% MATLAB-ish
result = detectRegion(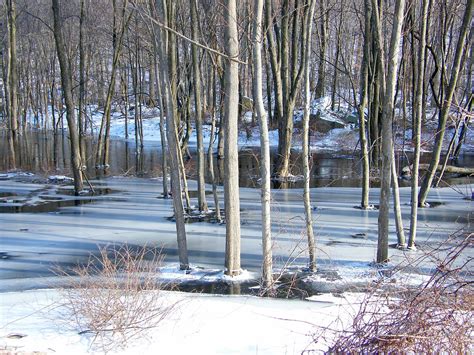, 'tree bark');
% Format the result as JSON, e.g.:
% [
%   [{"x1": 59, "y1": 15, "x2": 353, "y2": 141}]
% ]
[
  {"x1": 78, "y1": 0, "x2": 87, "y2": 163},
  {"x1": 391, "y1": 149, "x2": 405, "y2": 247},
  {"x1": 418, "y1": 0, "x2": 472, "y2": 206},
  {"x1": 302, "y1": 0, "x2": 317, "y2": 272},
  {"x1": 372, "y1": 0, "x2": 406, "y2": 263},
  {"x1": 96, "y1": 0, "x2": 130, "y2": 169},
  {"x1": 155, "y1": 0, "x2": 188, "y2": 270},
  {"x1": 408, "y1": 0, "x2": 429, "y2": 249},
  {"x1": 314, "y1": 0, "x2": 328, "y2": 99},
  {"x1": 208, "y1": 66, "x2": 221, "y2": 222},
  {"x1": 191, "y1": 0, "x2": 208, "y2": 212},
  {"x1": 264, "y1": 0, "x2": 283, "y2": 125},
  {"x1": 276, "y1": 1, "x2": 310, "y2": 177},
  {"x1": 224, "y1": 0, "x2": 241, "y2": 276},
  {"x1": 6, "y1": 0, "x2": 18, "y2": 169},
  {"x1": 253, "y1": 0, "x2": 273, "y2": 289},
  {"x1": 51, "y1": 0, "x2": 83, "y2": 195},
  {"x1": 358, "y1": 0, "x2": 372, "y2": 209}
]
